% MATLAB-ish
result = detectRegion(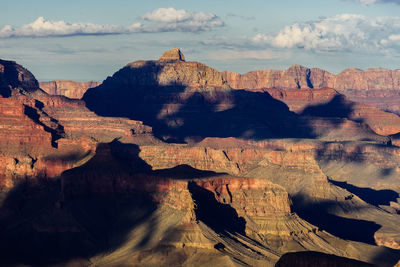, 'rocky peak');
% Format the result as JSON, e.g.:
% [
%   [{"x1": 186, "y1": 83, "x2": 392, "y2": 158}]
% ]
[
  {"x1": 158, "y1": 47, "x2": 186, "y2": 62},
  {"x1": 0, "y1": 59, "x2": 39, "y2": 97}
]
